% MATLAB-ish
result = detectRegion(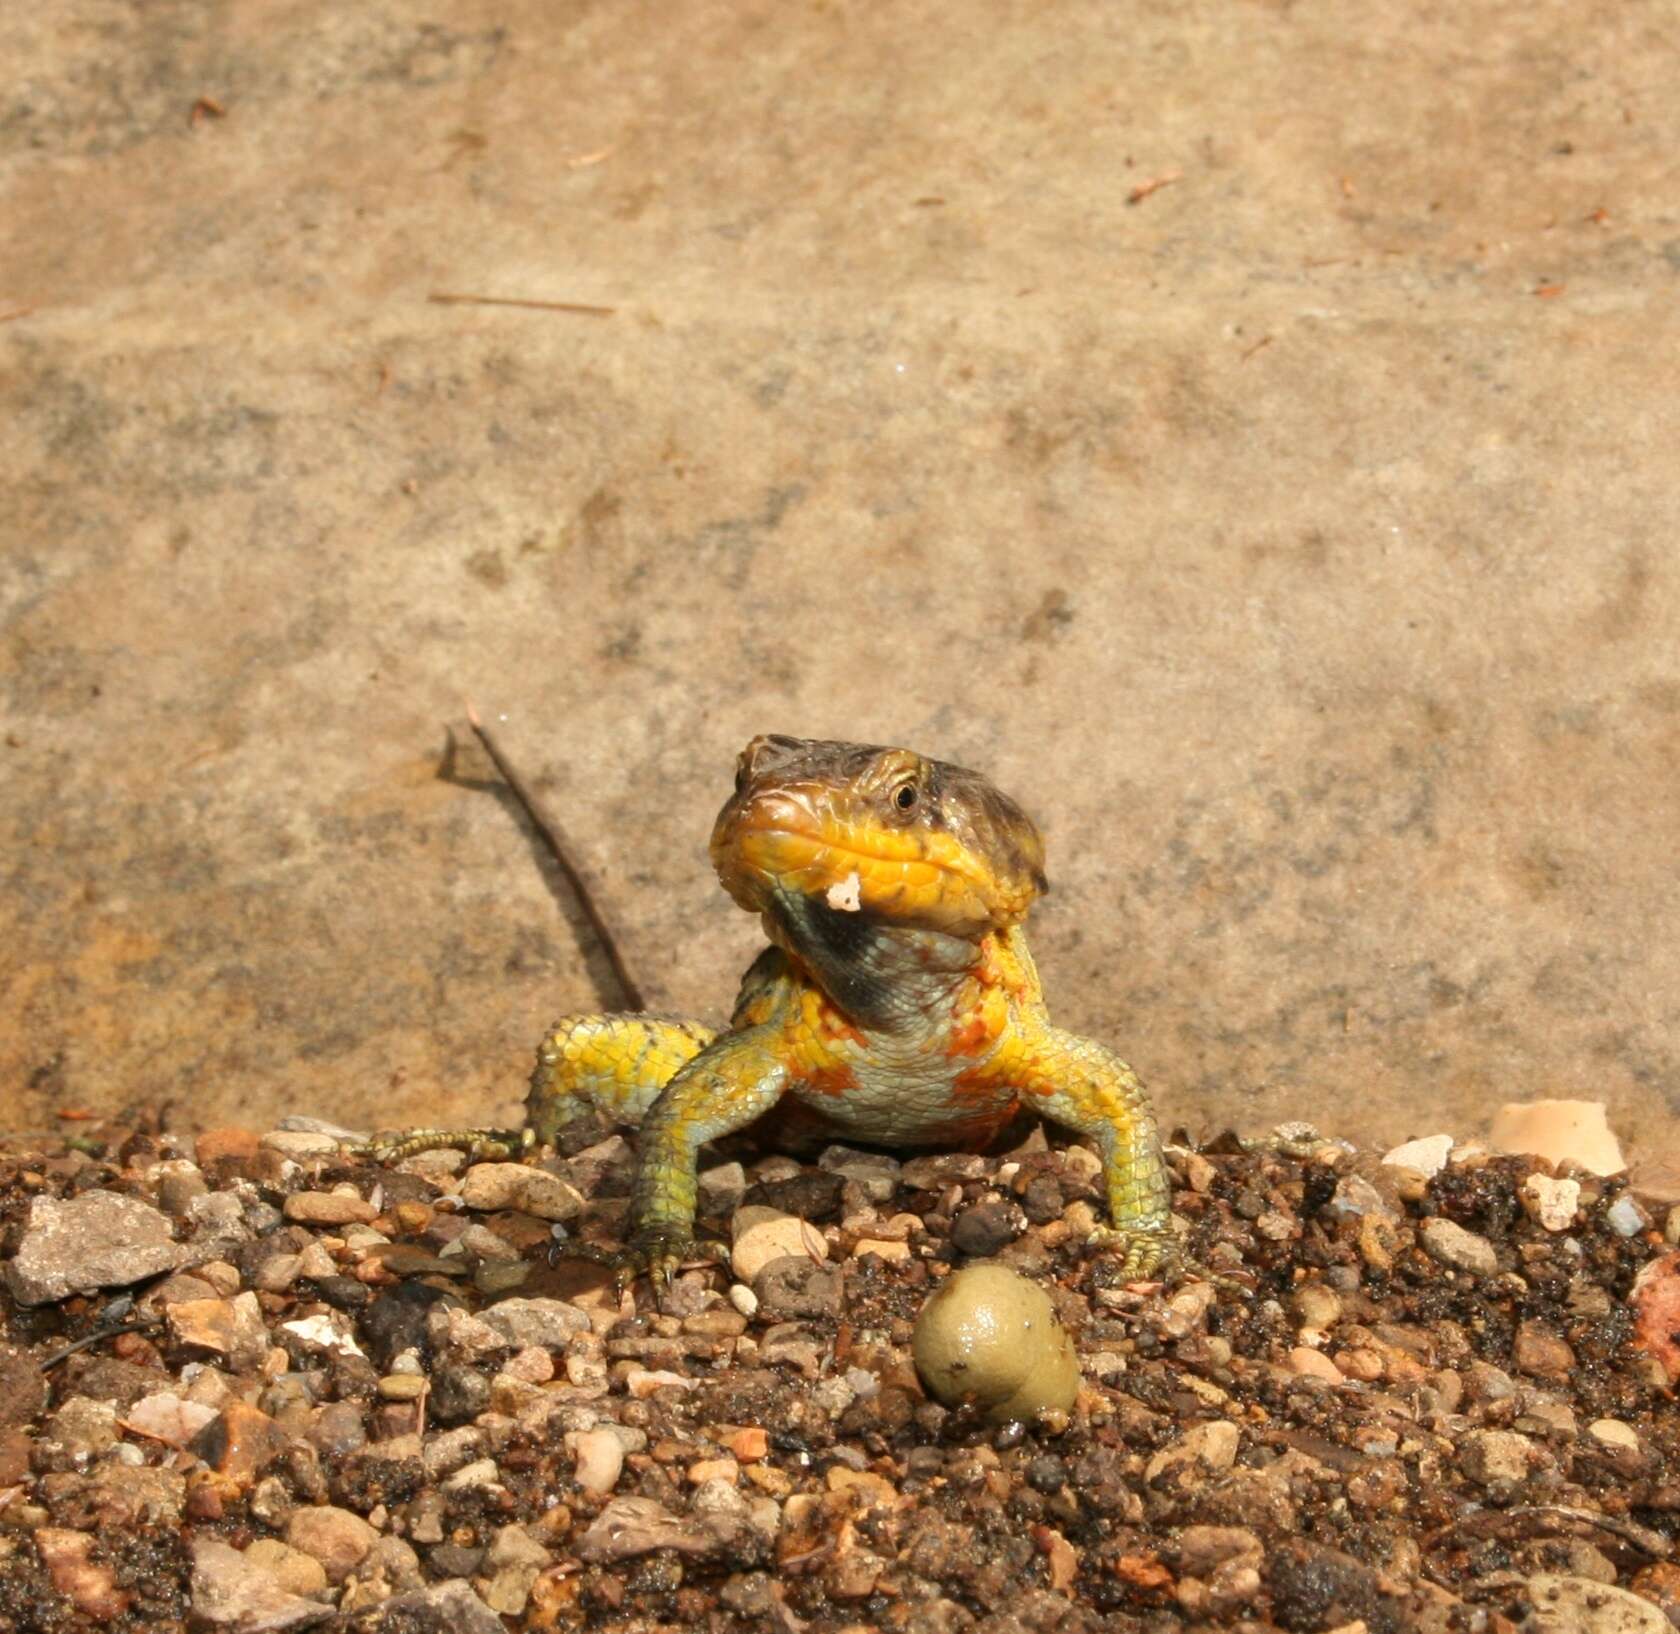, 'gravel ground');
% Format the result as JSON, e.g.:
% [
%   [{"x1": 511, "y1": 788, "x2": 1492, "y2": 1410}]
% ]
[{"x1": 2, "y1": 1113, "x2": 1678, "y2": 1633}]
